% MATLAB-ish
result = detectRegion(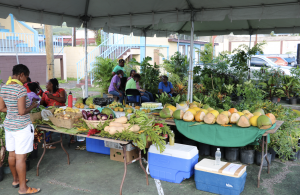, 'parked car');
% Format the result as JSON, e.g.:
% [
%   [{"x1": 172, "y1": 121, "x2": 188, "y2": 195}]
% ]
[
  {"x1": 266, "y1": 57, "x2": 288, "y2": 66},
  {"x1": 250, "y1": 55, "x2": 291, "y2": 76}
]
